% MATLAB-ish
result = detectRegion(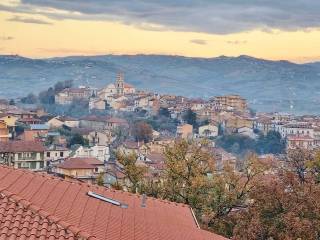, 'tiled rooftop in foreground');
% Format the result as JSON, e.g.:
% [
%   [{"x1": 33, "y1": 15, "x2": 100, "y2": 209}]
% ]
[{"x1": 0, "y1": 166, "x2": 226, "y2": 240}]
